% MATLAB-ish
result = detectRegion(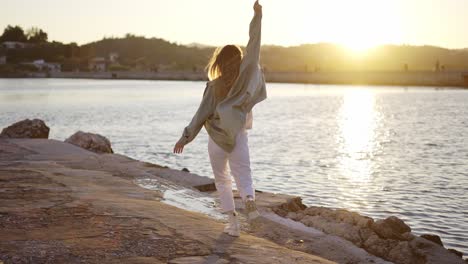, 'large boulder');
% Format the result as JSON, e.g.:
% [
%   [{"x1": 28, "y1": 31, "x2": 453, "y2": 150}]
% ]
[
  {"x1": 371, "y1": 216, "x2": 411, "y2": 240},
  {"x1": 0, "y1": 119, "x2": 50, "y2": 139},
  {"x1": 65, "y1": 131, "x2": 113, "y2": 154}
]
